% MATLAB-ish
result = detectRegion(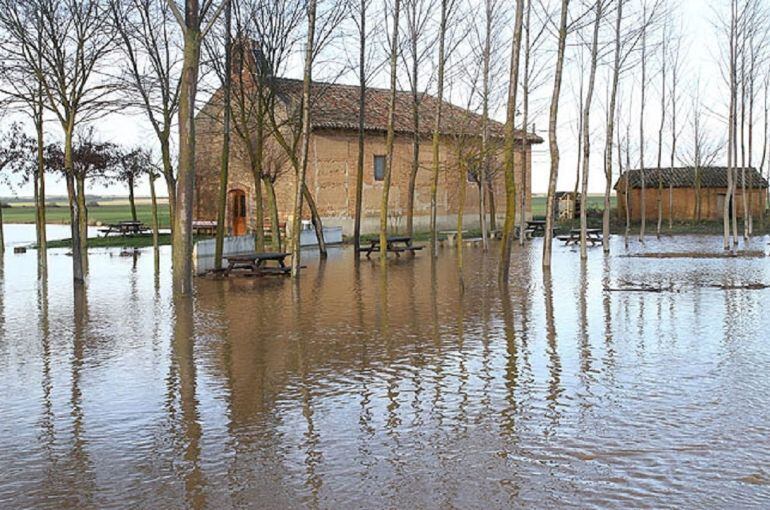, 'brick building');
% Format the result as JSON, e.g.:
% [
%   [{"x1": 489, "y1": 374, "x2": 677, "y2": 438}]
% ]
[
  {"x1": 193, "y1": 75, "x2": 542, "y2": 237},
  {"x1": 615, "y1": 167, "x2": 768, "y2": 221}
]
